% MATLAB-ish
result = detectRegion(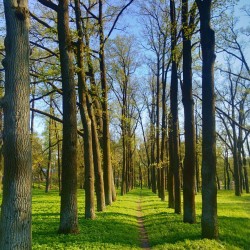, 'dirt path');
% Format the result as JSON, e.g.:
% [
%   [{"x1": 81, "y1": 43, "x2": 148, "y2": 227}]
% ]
[{"x1": 137, "y1": 194, "x2": 150, "y2": 250}]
